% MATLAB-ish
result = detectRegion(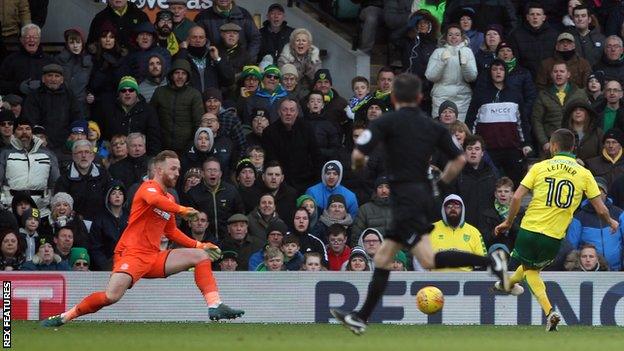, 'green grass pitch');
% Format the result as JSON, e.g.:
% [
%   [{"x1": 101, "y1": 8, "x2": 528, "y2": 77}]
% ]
[{"x1": 10, "y1": 322, "x2": 624, "y2": 351}]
